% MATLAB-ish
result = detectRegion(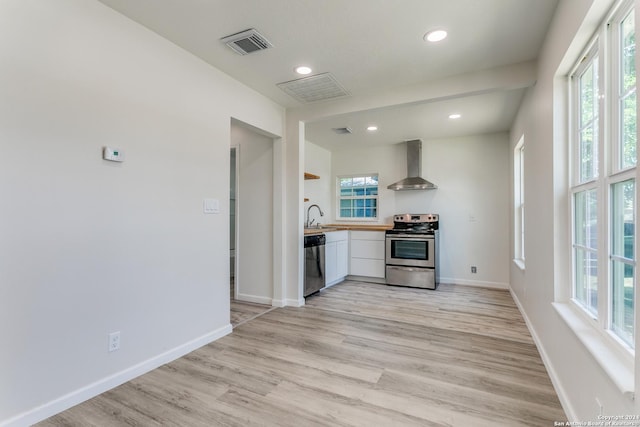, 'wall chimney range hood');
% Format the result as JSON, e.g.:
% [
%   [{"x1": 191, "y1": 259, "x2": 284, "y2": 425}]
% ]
[{"x1": 387, "y1": 140, "x2": 437, "y2": 191}]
